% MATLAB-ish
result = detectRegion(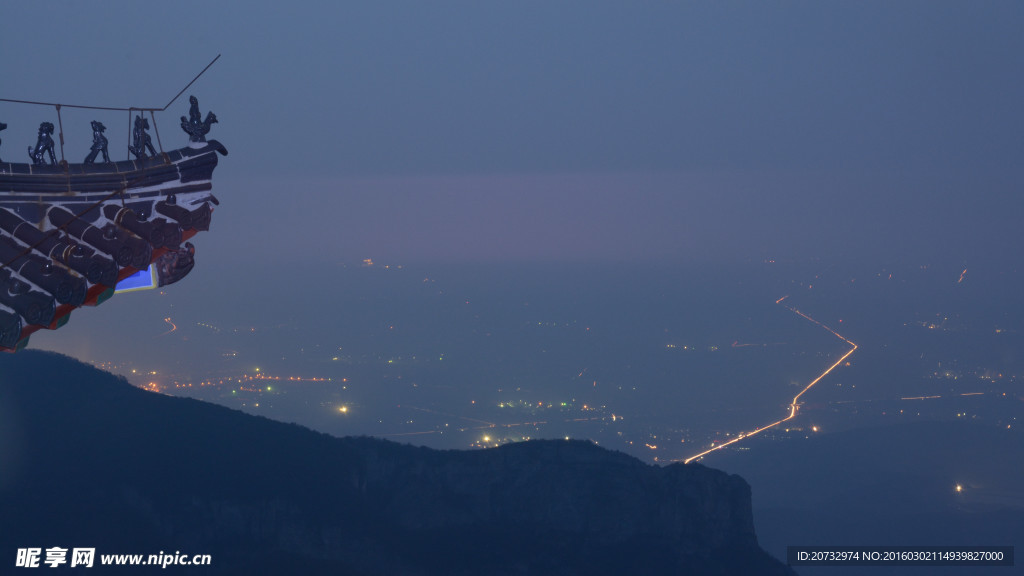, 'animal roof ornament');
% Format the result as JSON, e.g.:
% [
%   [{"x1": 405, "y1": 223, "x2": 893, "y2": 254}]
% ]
[{"x1": 0, "y1": 56, "x2": 227, "y2": 351}]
